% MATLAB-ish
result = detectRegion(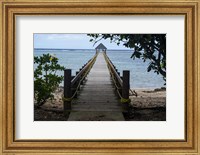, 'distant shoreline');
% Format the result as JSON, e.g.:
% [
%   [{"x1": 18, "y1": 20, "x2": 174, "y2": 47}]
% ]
[{"x1": 34, "y1": 48, "x2": 133, "y2": 51}]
